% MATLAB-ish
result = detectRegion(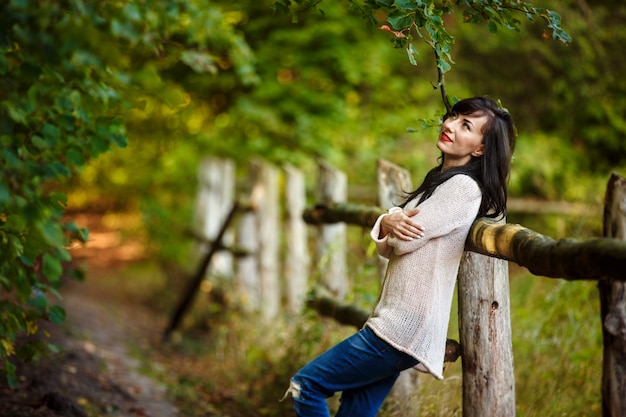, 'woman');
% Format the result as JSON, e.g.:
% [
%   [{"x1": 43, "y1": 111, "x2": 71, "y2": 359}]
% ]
[{"x1": 286, "y1": 96, "x2": 516, "y2": 417}]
